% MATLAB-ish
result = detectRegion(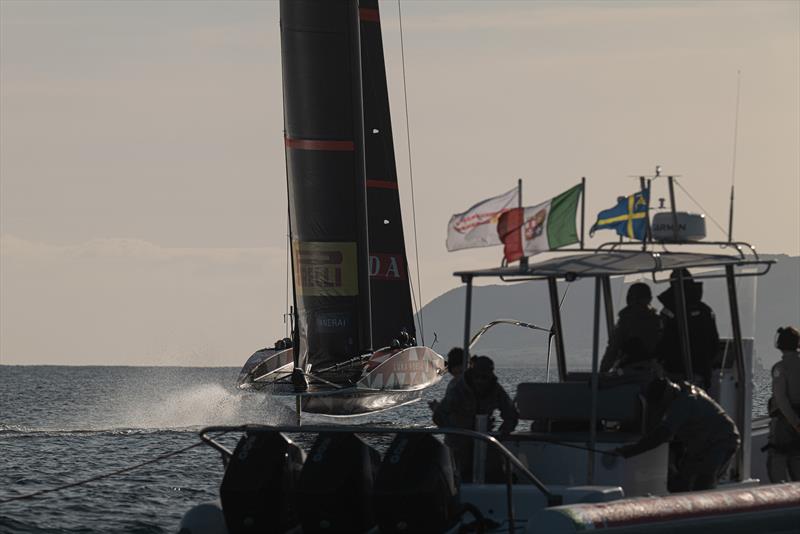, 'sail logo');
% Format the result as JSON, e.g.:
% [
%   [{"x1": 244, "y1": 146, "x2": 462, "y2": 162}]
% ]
[
  {"x1": 369, "y1": 253, "x2": 406, "y2": 280},
  {"x1": 316, "y1": 312, "x2": 351, "y2": 333},
  {"x1": 294, "y1": 241, "x2": 358, "y2": 296}
]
